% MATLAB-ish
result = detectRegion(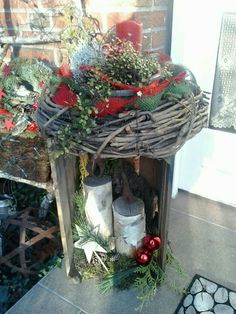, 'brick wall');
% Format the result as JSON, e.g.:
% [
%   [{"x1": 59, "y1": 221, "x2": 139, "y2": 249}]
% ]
[
  {"x1": 0, "y1": 0, "x2": 66, "y2": 63},
  {"x1": 0, "y1": 0, "x2": 172, "y2": 63},
  {"x1": 85, "y1": 0, "x2": 172, "y2": 53}
]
